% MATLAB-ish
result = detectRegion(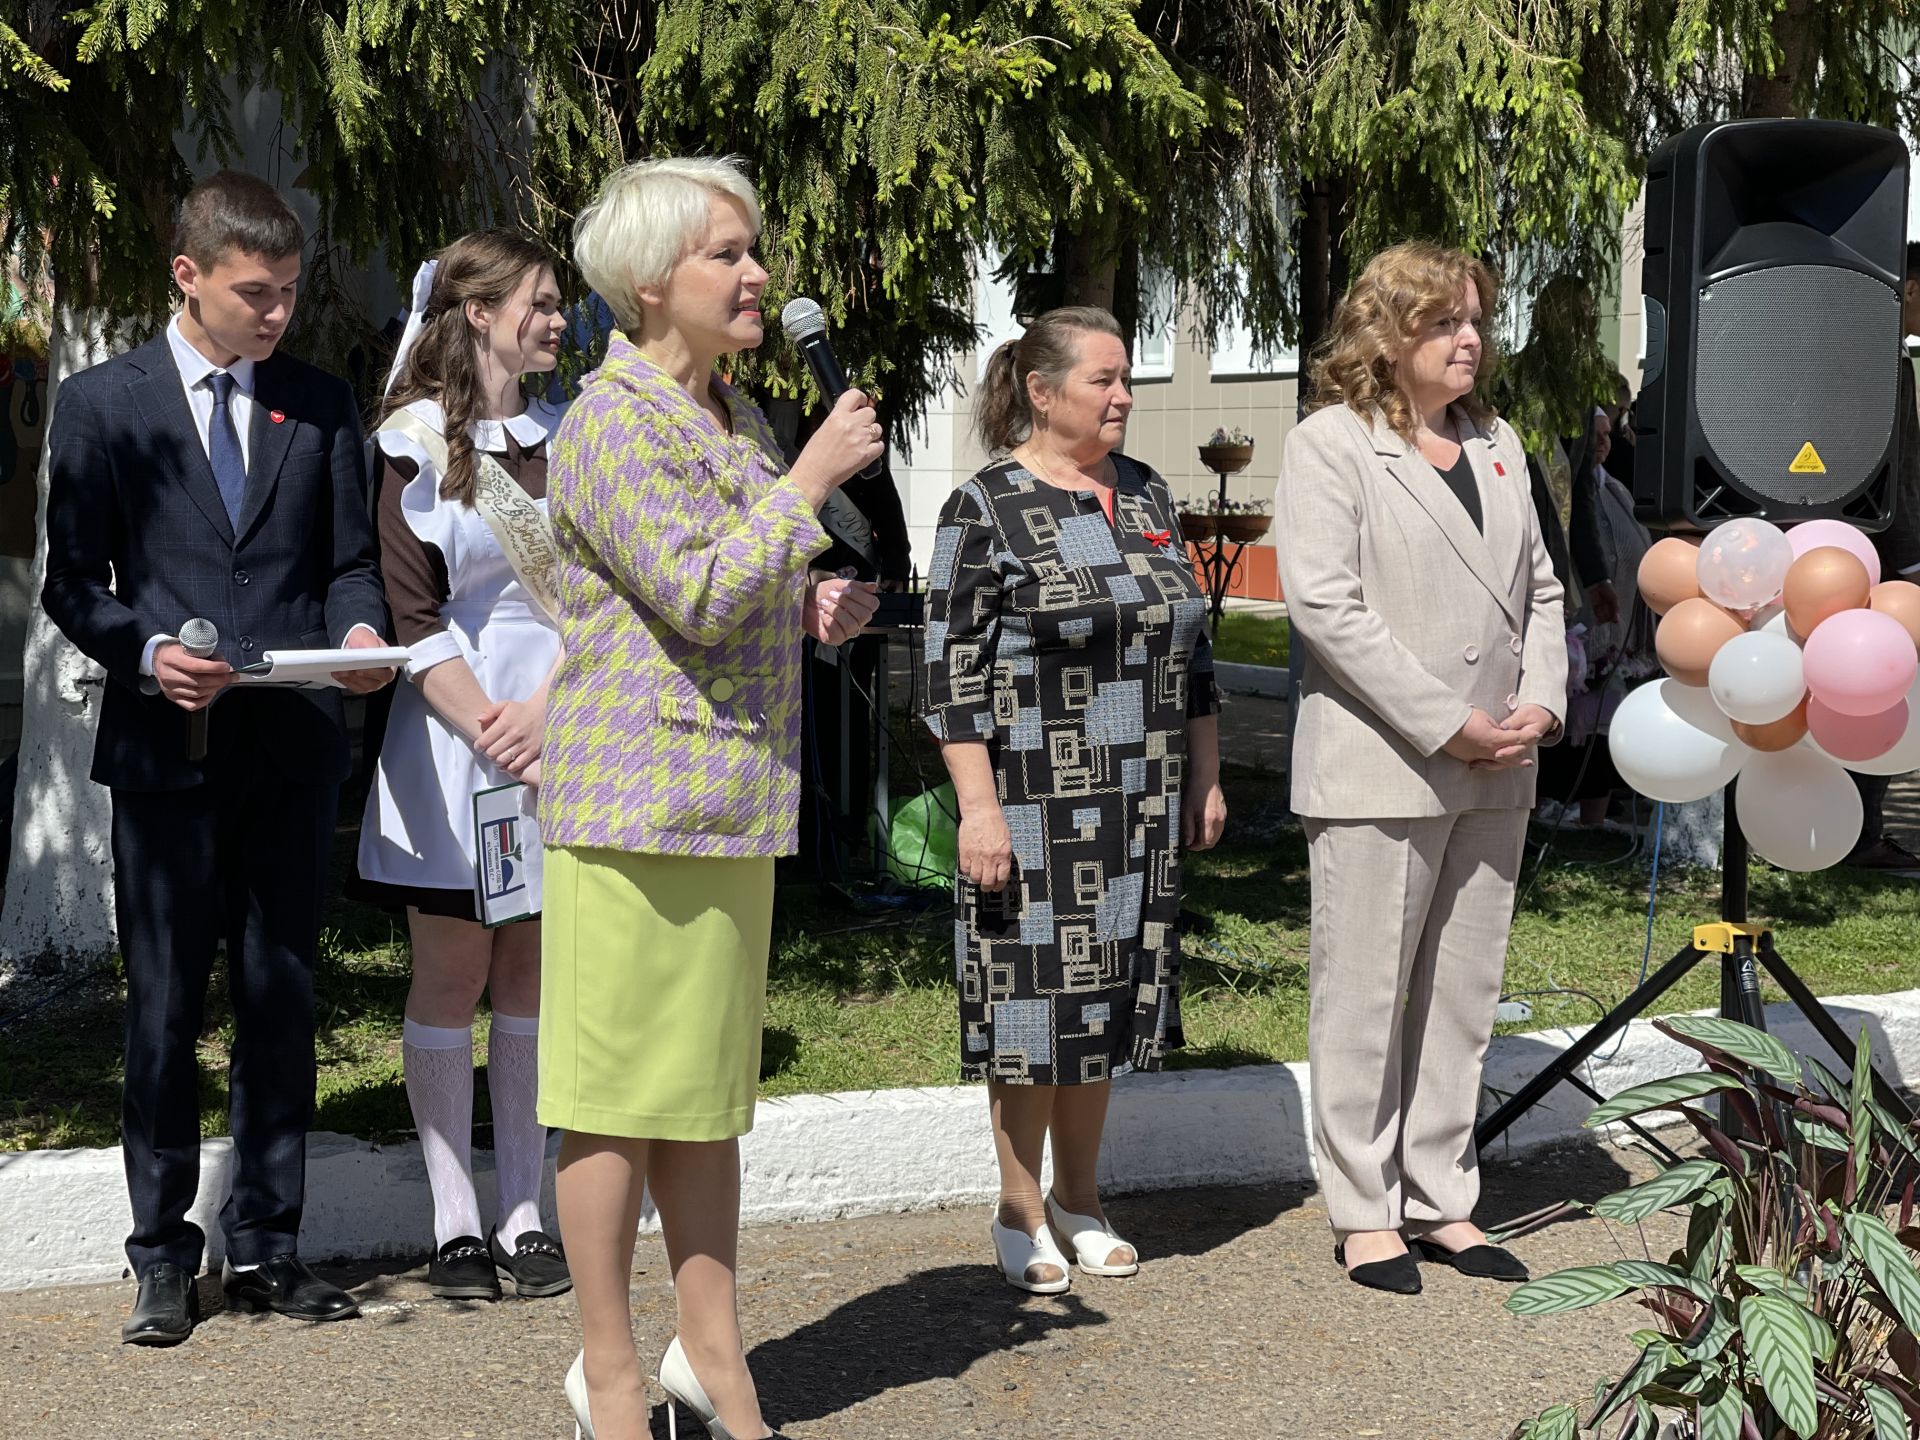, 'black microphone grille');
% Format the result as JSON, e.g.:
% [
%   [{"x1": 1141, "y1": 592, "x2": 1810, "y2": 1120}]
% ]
[{"x1": 779, "y1": 297, "x2": 827, "y2": 342}]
